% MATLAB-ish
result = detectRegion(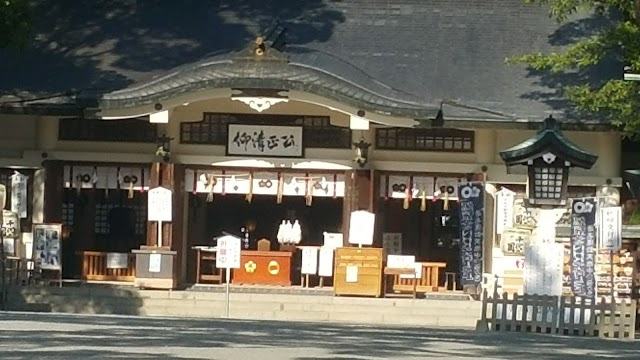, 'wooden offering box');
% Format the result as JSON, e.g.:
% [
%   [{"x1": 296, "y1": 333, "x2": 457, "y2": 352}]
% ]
[
  {"x1": 334, "y1": 247, "x2": 383, "y2": 297},
  {"x1": 232, "y1": 250, "x2": 292, "y2": 286}
]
